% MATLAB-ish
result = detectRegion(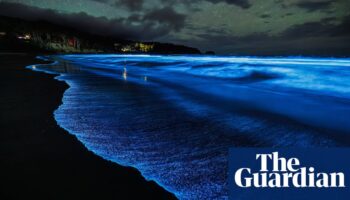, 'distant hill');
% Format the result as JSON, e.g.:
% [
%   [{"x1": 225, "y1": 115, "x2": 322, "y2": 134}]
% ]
[{"x1": 0, "y1": 15, "x2": 201, "y2": 55}]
